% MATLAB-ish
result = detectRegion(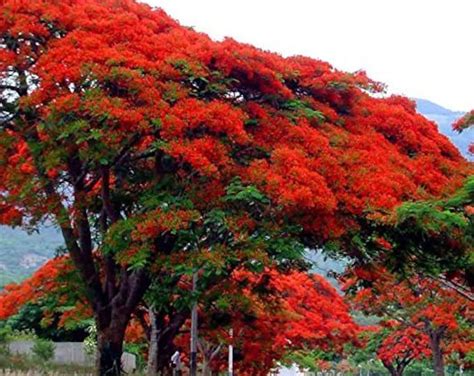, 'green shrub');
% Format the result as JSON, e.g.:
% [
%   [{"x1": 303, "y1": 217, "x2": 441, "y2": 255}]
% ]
[
  {"x1": 9, "y1": 328, "x2": 37, "y2": 341},
  {"x1": 32, "y1": 337, "x2": 55, "y2": 362},
  {"x1": 124, "y1": 341, "x2": 147, "y2": 371},
  {"x1": 83, "y1": 322, "x2": 97, "y2": 356},
  {"x1": 0, "y1": 324, "x2": 12, "y2": 344}
]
